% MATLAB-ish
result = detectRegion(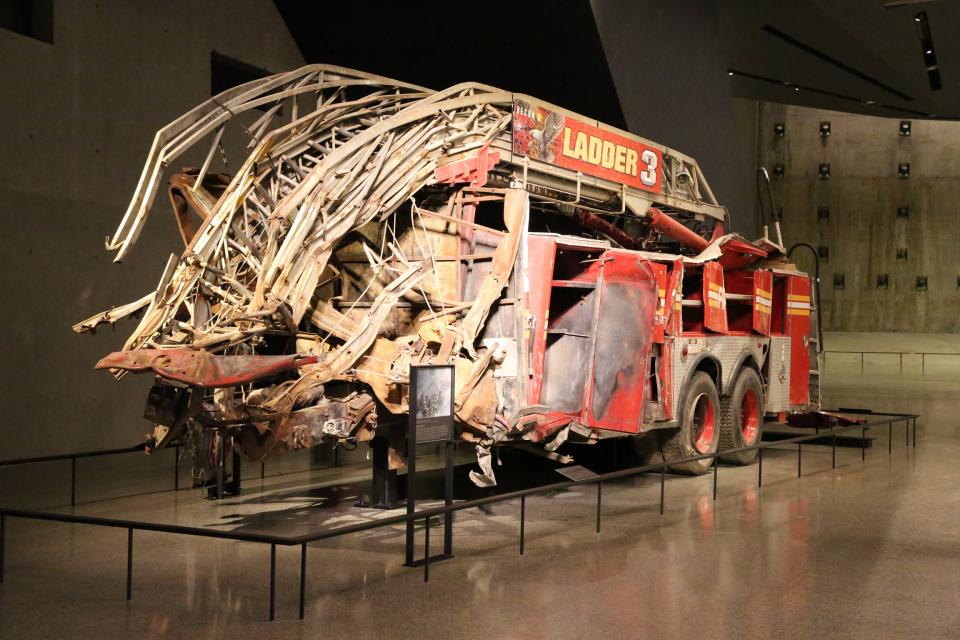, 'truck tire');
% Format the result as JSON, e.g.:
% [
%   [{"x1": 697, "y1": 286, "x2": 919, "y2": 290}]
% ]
[
  {"x1": 718, "y1": 367, "x2": 764, "y2": 465},
  {"x1": 660, "y1": 372, "x2": 720, "y2": 475}
]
